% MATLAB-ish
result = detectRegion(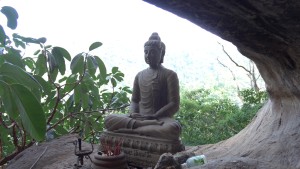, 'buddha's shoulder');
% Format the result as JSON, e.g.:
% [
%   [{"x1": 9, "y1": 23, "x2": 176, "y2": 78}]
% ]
[
  {"x1": 137, "y1": 69, "x2": 148, "y2": 75},
  {"x1": 163, "y1": 67, "x2": 177, "y2": 74},
  {"x1": 160, "y1": 67, "x2": 177, "y2": 77},
  {"x1": 137, "y1": 67, "x2": 177, "y2": 75}
]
